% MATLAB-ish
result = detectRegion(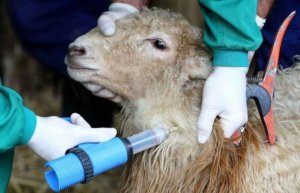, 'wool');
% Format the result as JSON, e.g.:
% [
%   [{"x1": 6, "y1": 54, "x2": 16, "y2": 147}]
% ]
[{"x1": 67, "y1": 8, "x2": 300, "y2": 193}]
